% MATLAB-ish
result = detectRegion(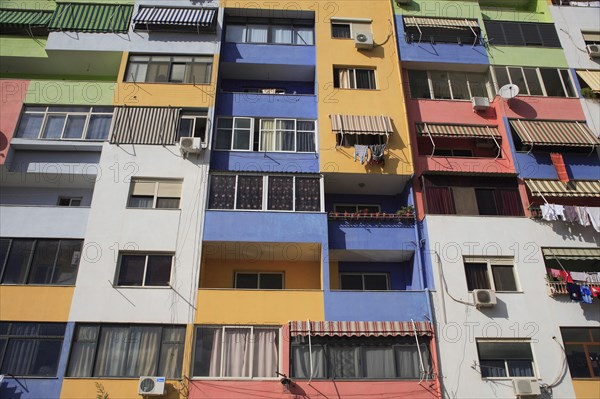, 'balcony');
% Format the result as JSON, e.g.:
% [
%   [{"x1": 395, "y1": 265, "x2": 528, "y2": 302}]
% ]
[
  {"x1": 325, "y1": 290, "x2": 430, "y2": 321},
  {"x1": 547, "y1": 280, "x2": 600, "y2": 296},
  {"x1": 221, "y1": 42, "x2": 315, "y2": 67},
  {"x1": 216, "y1": 92, "x2": 317, "y2": 119},
  {"x1": 0, "y1": 205, "x2": 89, "y2": 238},
  {"x1": 328, "y1": 215, "x2": 416, "y2": 251}
]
